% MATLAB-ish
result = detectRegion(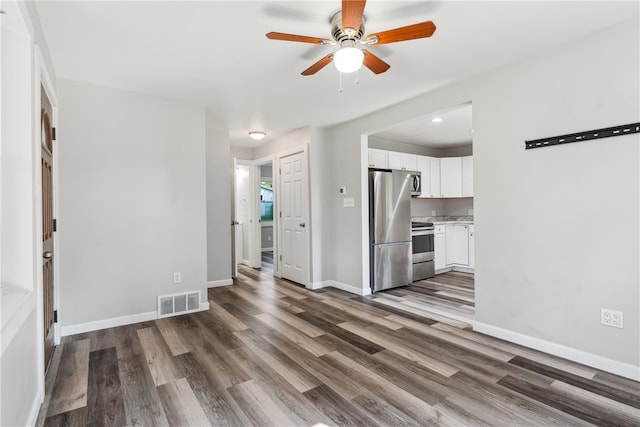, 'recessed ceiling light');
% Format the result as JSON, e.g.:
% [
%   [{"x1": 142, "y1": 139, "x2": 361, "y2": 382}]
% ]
[
  {"x1": 431, "y1": 117, "x2": 443, "y2": 123},
  {"x1": 249, "y1": 131, "x2": 266, "y2": 140}
]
